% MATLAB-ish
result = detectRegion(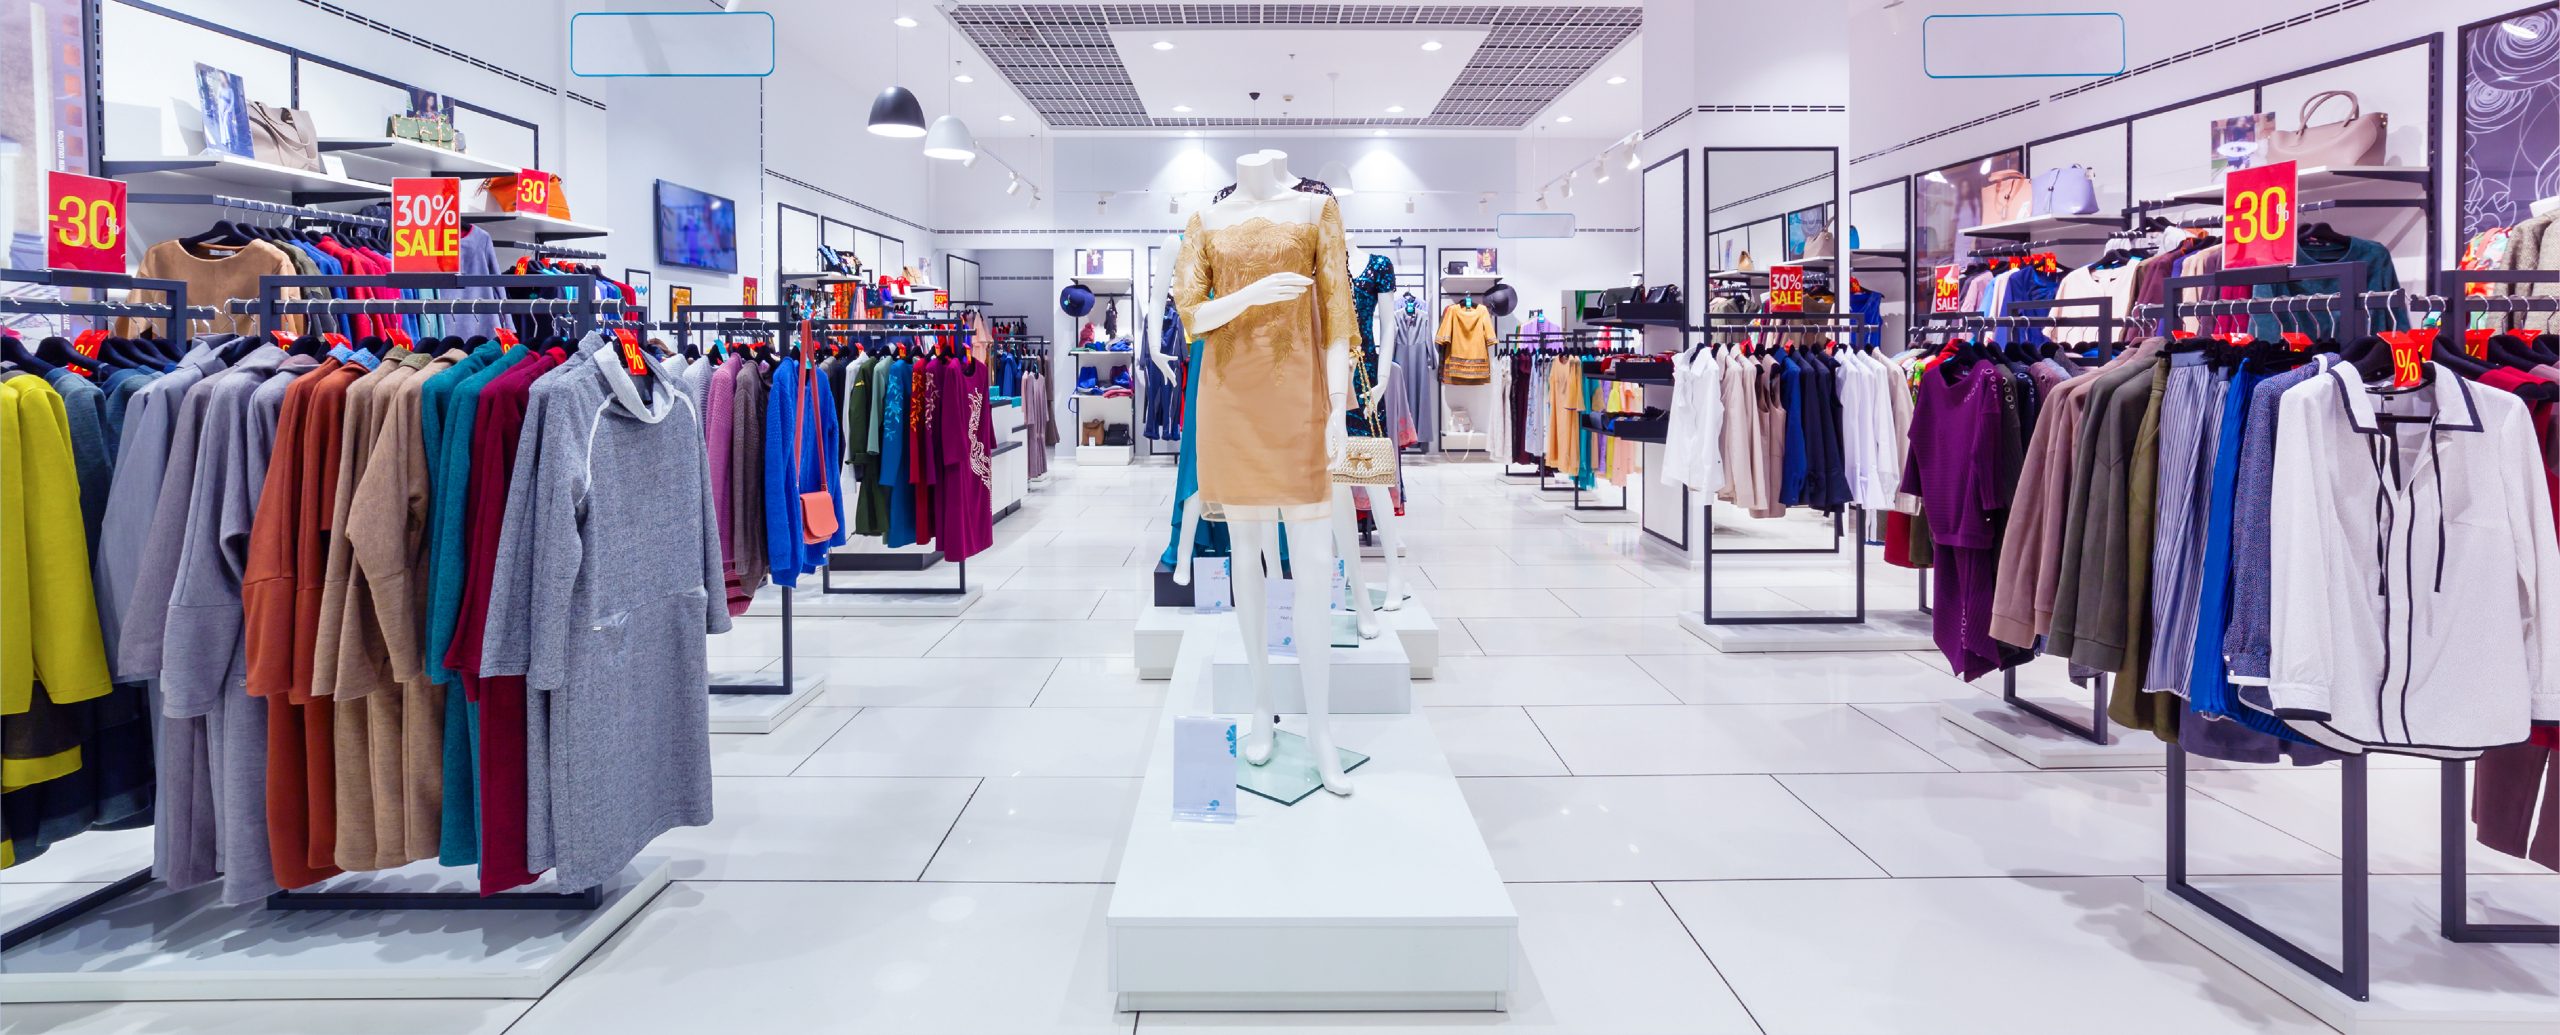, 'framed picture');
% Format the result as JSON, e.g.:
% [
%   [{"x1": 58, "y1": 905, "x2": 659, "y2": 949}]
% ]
[
  {"x1": 625, "y1": 268, "x2": 653, "y2": 321},
  {"x1": 194, "y1": 62, "x2": 255, "y2": 159},
  {"x1": 669, "y1": 284, "x2": 693, "y2": 318},
  {"x1": 2211, "y1": 113, "x2": 2276, "y2": 174}
]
